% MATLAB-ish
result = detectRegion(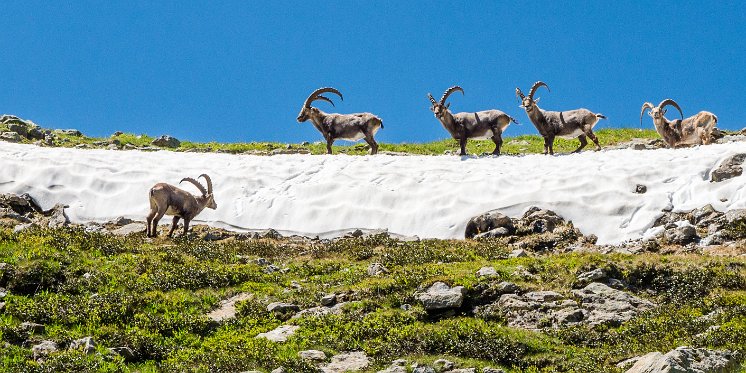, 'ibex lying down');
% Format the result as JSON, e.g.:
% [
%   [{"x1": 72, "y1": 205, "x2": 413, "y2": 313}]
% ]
[
  {"x1": 516, "y1": 81, "x2": 606, "y2": 155},
  {"x1": 297, "y1": 87, "x2": 383, "y2": 155},
  {"x1": 640, "y1": 99, "x2": 717, "y2": 147},
  {"x1": 428, "y1": 86, "x2": 518, "y2": 156},
  {"x1": 146, "y1": 174, "x2": 216, "y2": 237}
]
